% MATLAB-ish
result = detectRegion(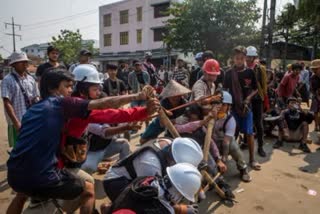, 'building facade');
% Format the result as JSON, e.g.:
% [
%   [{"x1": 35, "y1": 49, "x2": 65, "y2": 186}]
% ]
[{"x1": 98, "y1": 0, "x2": 182, "y2": 67}]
